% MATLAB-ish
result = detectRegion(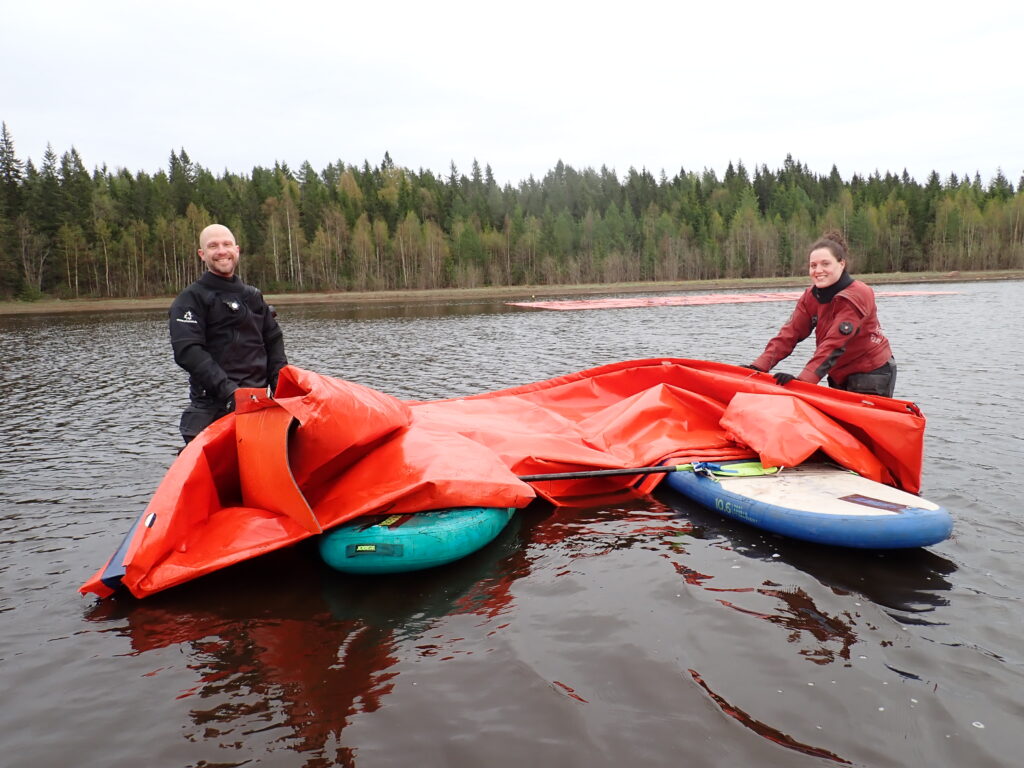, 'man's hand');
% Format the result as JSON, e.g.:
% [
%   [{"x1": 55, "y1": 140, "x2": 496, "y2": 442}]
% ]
[
  {"x1": 224, "y1": 385, "x2": 239, "y2": 413},
  {"x1": 772, "y1": 372, "x2": 795, "y2": 386}
]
